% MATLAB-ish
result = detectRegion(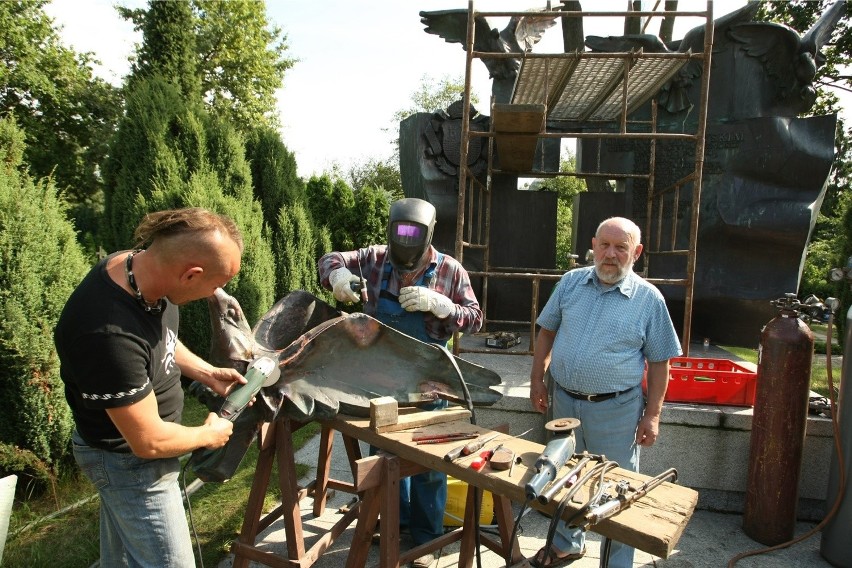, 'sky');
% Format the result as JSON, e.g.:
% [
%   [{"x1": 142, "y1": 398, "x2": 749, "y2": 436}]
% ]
[{"x1": 44, "y1": 1, "x2": 848, "y2": 179}]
